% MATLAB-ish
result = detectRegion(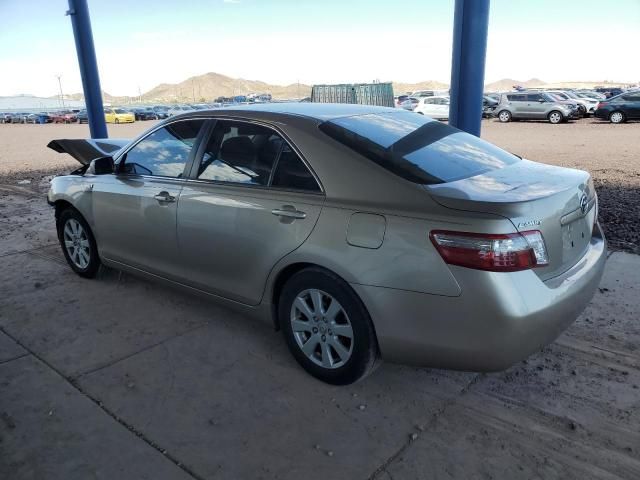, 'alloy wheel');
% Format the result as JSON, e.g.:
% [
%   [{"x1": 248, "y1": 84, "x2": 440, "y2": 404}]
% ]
[
  {"x1": 498, "y1": 110, "x2": 510, "y2": 122},
  {"x1": 290, "y1": 289, "x2": 354, "y2": 369},
  {"x1": 63, "y1": 218, "x2": 91, "y2": 269}
]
